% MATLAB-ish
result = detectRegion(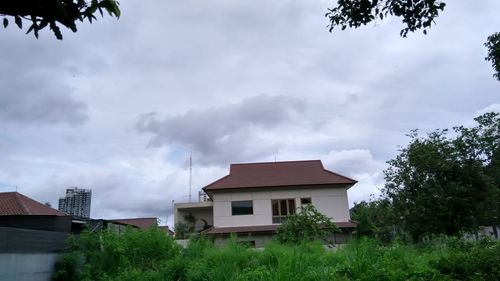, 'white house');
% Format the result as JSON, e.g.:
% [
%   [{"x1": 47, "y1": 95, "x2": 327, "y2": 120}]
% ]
[{"x1": 174, "y1": 160, "x2": 357, "y2": 247}]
